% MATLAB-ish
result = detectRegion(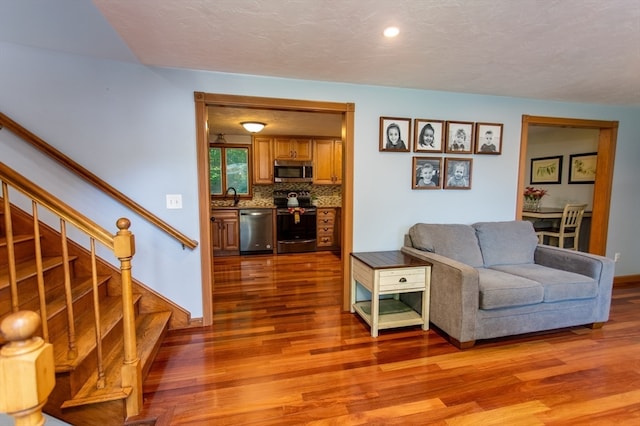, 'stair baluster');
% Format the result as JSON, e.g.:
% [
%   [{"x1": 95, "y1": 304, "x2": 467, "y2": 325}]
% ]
[
  {"x1": 31, "y1": 201, "x2": 50, "y2": 342},
  {"x1": 90, "y1": 238, "x2": 106, "y2": 389},
  {"x1": 59, "y1": 220, "x2": 77, "y2": 360},
  {"x1": 1, "y1": 182, "x2": 19, "y2": 312}
]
